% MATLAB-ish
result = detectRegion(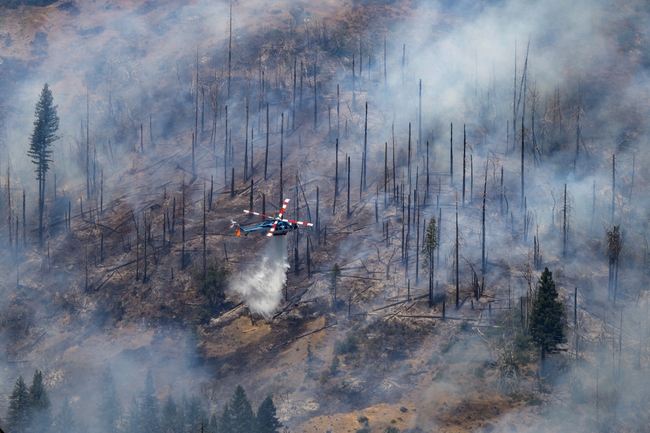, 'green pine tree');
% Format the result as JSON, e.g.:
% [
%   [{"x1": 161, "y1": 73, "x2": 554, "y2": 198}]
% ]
[
  {"x1": 161, "y1": 395, "x2": 182, "y2": 433},
  {"x1": 219, "y1": 403, "x2": 232, "y2": 433},
  {"x1": 28, "y1": 83, "x2": 59, "y2": 247},
  {"x1": 140, "y1": 370, "x2": 159, "y2": 433},
  {"x1": 184, "y1": 394, "x2": 206, "y2": 433},
  {"x1": 98, "y1": 366, "x2": 122, "y2": 433},
  {"x1": 256, "y1": 395, "x2": 282, "y2": 433},
  {"x1": 7, "y1": 376, "x2": 30, "y2": 433},
  {"x1": 123, "y1": 394, "x2": 141, "y2": 433},
  {"x1": 329, "y1": 263, "x2": 341, "y2": 302},
  {"x1": 421, "y1": 218, "x2": 438, "y2": 308},
  {"x1": 228, "y1": 385, "x2": 255, "y2": 433},
  {"x1": 52, "y1": 398, "x2": 75, "y2": 433},
  {"x1": 28, "y1": 370, "x2": 51, "y2": 432},
  {"x1": 208, "y1": 413, "x2": 219, "y2": 433},
  {"x1": 197, "y1": 263, "x2": 229, "y2": 314},
  {"x1": 529, "y1": 267, "x2": 567, "y2": 360}
]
